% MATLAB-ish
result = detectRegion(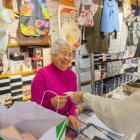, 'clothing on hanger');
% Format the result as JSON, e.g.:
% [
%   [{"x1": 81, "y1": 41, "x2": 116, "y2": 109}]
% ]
[
  {"x1": 85, "y1": 7, "x2": 109, "y2": 53},
  {"x1": 101, "y1": 0, "x2": 120, "y2": 34}
]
